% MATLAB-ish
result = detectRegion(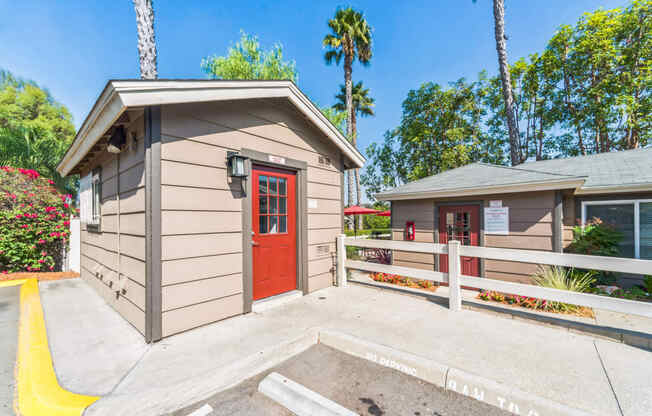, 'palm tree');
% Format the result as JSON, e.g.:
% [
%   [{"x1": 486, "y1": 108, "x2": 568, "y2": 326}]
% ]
[
  {"x1": 133, "y1": 0, "x2": 158, "y2": 79},
  {"x1": 474, "y1": 0, "x2": 521, "y2": 165},
  {"x1": 323, "y1": 7, "x2": 372, "y2": 212},
  {"x1": 333, "y1": 81, "x2": 374, "y2": 228}
]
